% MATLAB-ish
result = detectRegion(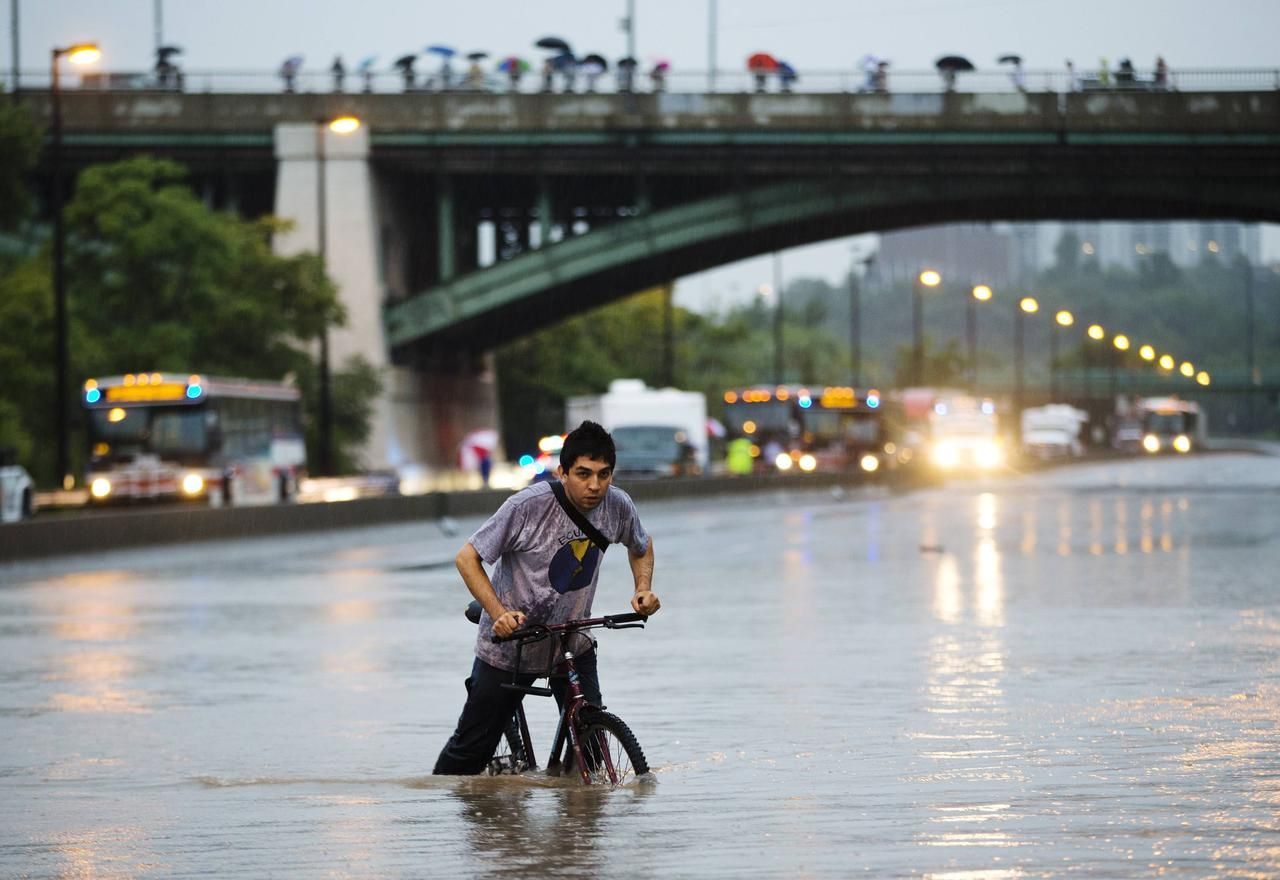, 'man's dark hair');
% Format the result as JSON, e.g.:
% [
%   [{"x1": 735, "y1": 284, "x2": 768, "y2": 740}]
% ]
[{"x1": 561, "y1": 420, "x2": 616, "y2": 470}]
